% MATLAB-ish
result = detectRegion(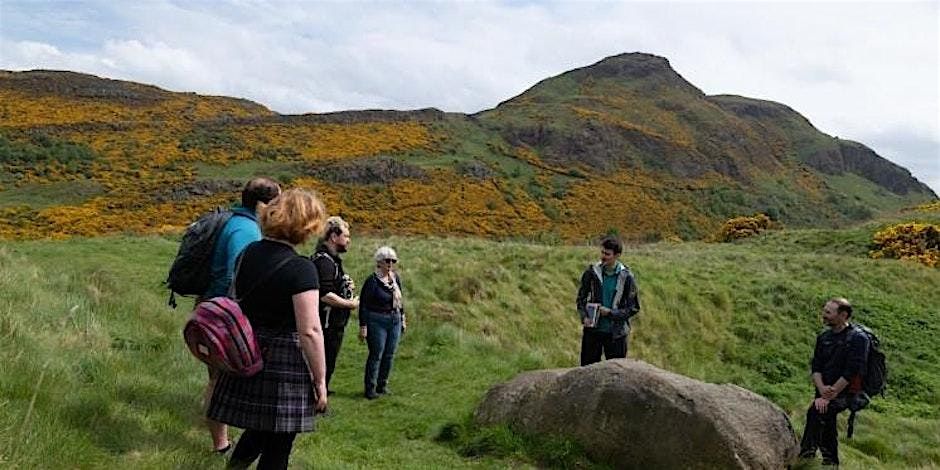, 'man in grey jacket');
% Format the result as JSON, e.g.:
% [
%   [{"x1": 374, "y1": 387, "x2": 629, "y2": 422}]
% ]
[{"x1": 575, "y1": 236, "x2": 641, "y2": 366}]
